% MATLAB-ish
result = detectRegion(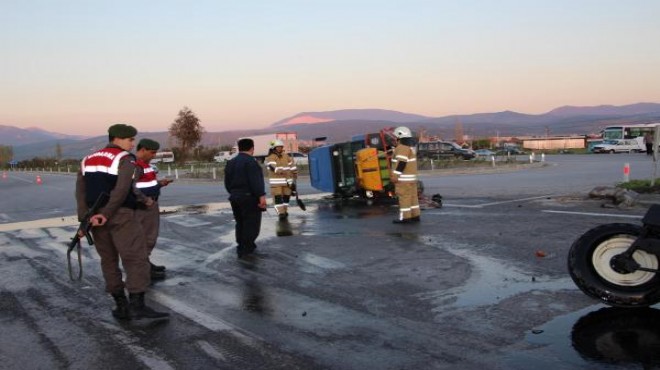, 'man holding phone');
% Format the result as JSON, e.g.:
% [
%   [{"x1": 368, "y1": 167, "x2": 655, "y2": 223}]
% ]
[{"x1": 134, "y1": 138, "x2": 173, "y2": 278}]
